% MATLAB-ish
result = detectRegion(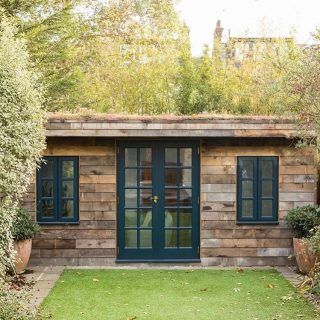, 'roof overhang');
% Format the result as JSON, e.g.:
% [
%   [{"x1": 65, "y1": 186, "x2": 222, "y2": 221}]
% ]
[{"x1": 45, "y1": 113, "x2": 297, "y2": 138}]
